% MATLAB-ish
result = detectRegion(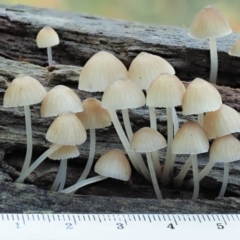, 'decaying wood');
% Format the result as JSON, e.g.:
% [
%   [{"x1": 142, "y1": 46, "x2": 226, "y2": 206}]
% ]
[{"x1": 0, "y1": 5, "x2": 240, "y2": 213}]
